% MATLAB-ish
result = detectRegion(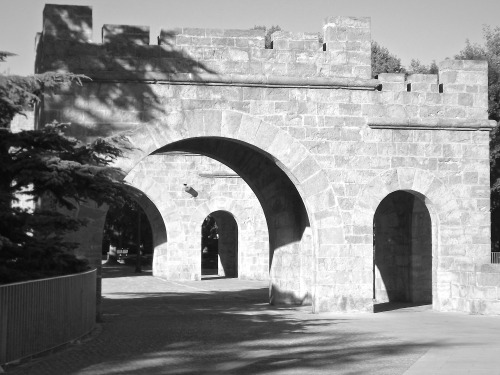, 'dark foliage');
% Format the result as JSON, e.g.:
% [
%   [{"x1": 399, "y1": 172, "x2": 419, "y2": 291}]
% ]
[
  {"x1": 0, "y1": 68, "x2": 133, "y2": 283},
  {"x1": 102, "y1": 199, "x2": 153, "y2": 256},
  {"x1": 407, "y1": 59, "x2": 439, "y2": 75},
  {"x1": 454, "y1": 26, "x2": 500, "y2": 250},
  {"x1": 371, "y1": 41, "x2": 406, "y2": 78}
]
